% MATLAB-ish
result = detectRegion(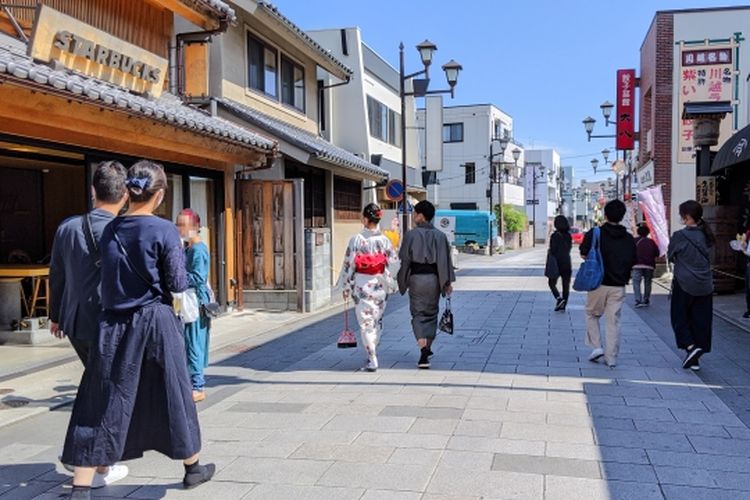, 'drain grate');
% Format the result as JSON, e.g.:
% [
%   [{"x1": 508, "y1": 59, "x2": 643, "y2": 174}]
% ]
[{"x1": 0, "y1": 399, "x2": 29, "y2": 410}]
